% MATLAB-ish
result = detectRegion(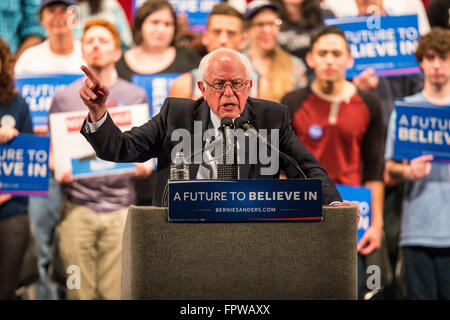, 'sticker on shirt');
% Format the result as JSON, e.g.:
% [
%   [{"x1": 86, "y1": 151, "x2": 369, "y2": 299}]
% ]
[
  {"x1": 308, "y1": 124, "x2": 323, "y2": 140},
  {"x1": 0, "y1": 114, "x2": 16, "y2": 128}
]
